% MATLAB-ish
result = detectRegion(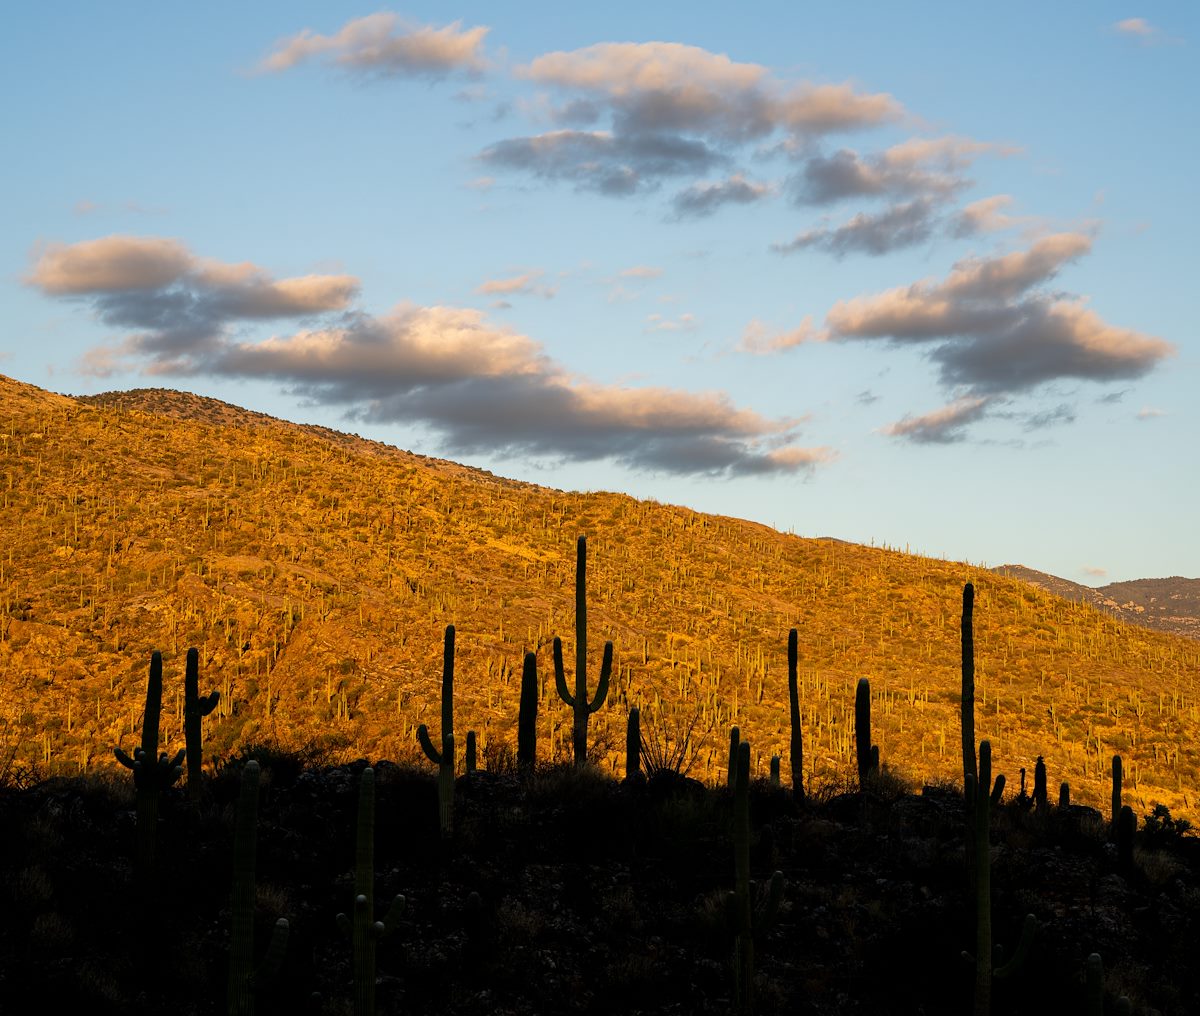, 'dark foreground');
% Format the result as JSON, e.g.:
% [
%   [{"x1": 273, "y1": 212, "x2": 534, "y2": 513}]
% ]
[{"x1": 1, "y1": 754, "x2": 1195, "y2": 1015}]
